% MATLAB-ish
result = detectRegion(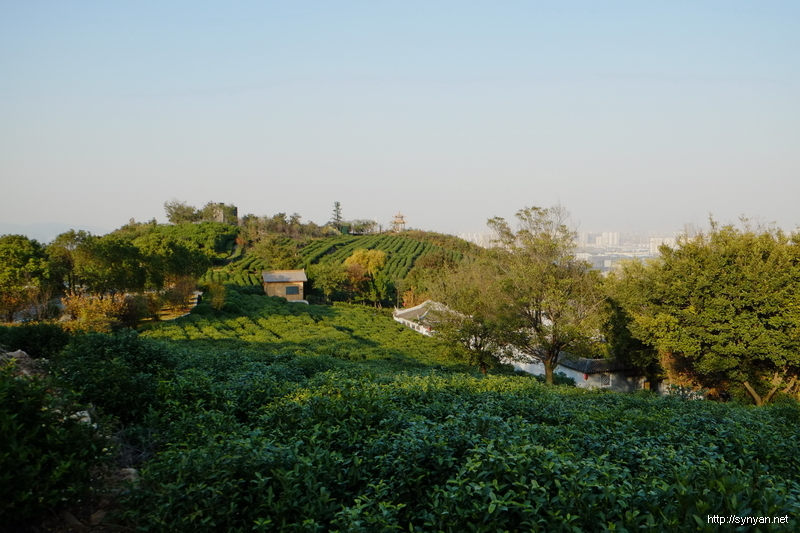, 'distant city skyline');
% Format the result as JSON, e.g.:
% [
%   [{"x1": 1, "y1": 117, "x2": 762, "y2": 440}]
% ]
[{"x1": 2, "y1": 2, "x2": 799, "y2": 238}]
